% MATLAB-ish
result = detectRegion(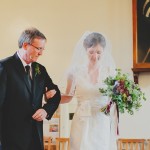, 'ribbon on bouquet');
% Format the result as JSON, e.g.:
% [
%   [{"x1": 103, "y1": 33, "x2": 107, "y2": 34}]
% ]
[
  {"x1": 110, "y1": 101, "x2": 119, "y2": 136},
  {"x1": 101, "y1": 100, "x2": 119, "y2": 136},
  {"x1": 115, "y1": 102, "x2": 119, "y2": 135}
]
